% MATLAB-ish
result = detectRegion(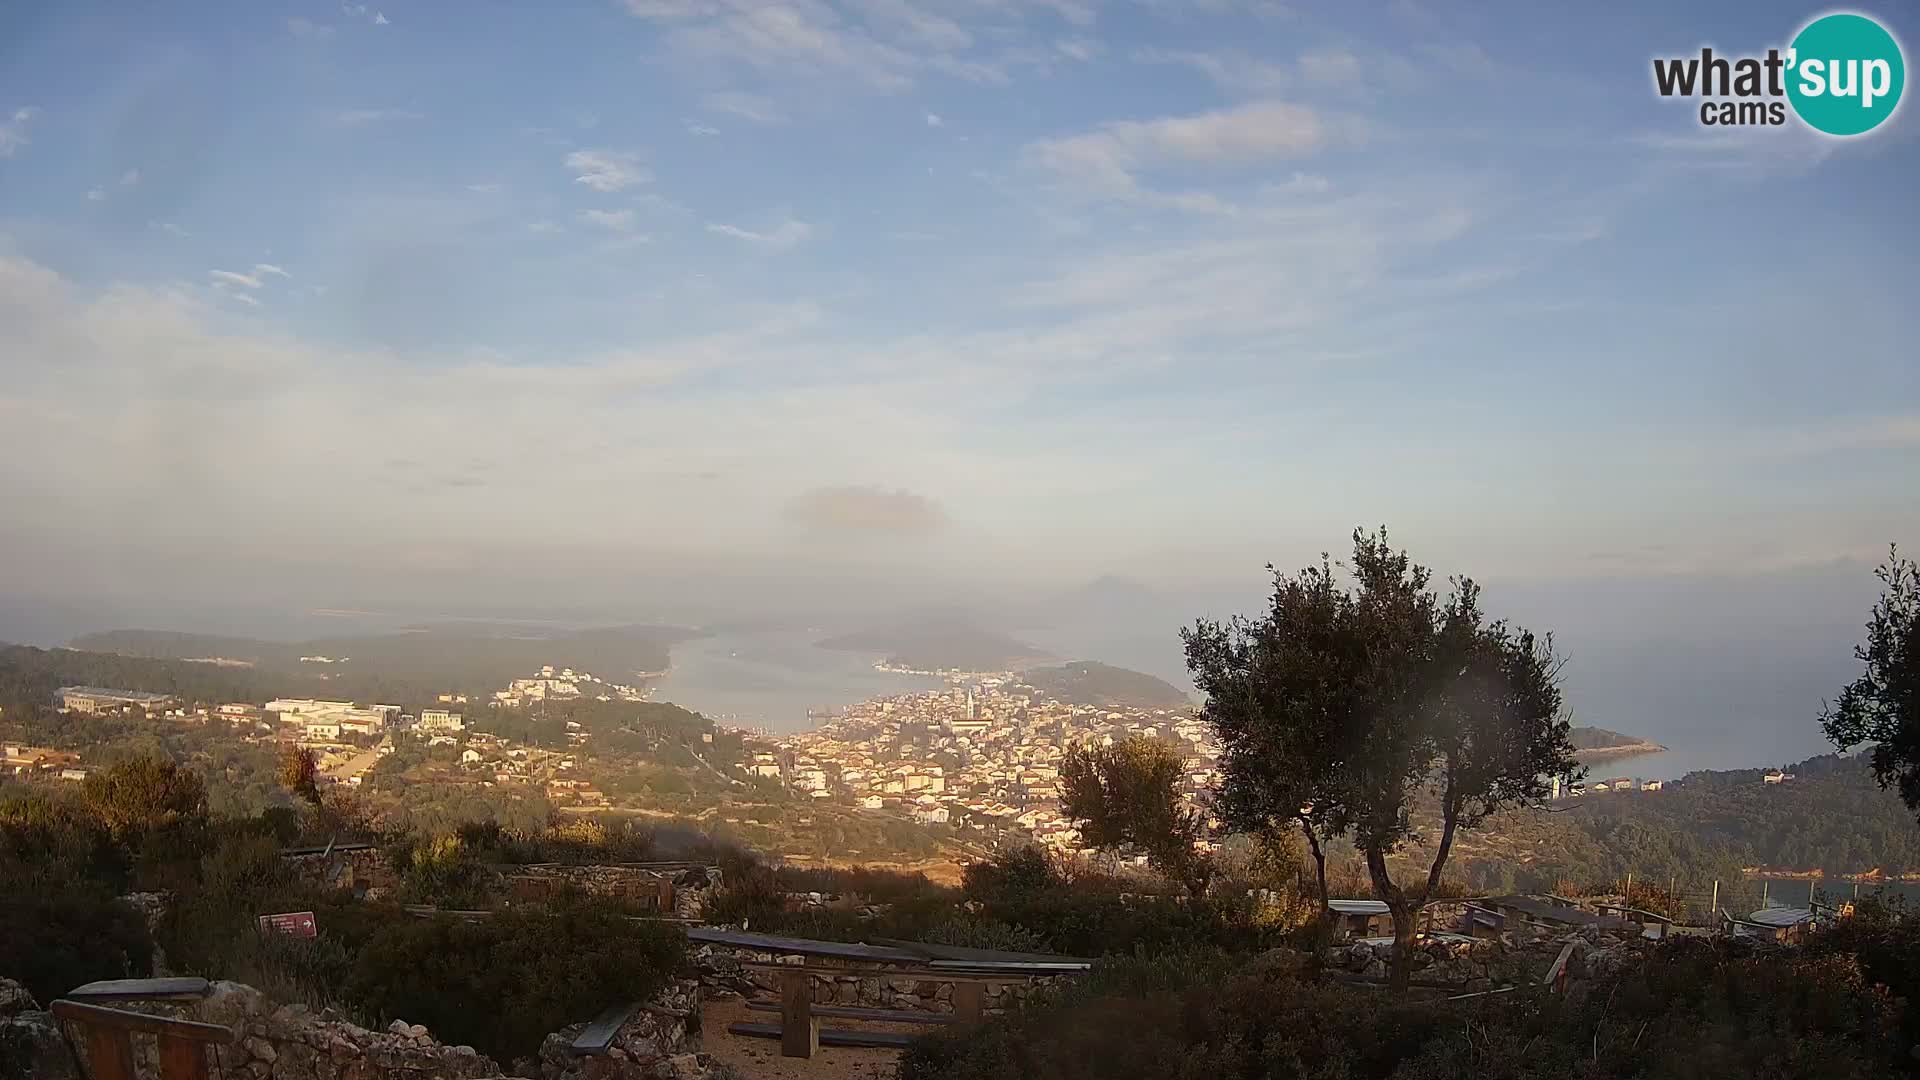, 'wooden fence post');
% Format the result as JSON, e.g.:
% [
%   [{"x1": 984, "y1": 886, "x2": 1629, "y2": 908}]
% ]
[
  {"x1": 780, "y1": 970, "x2": 818, "y2": 1059},
  {"x1": 953, "y1": 981, "x2": 985, "y2": 1026}
]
